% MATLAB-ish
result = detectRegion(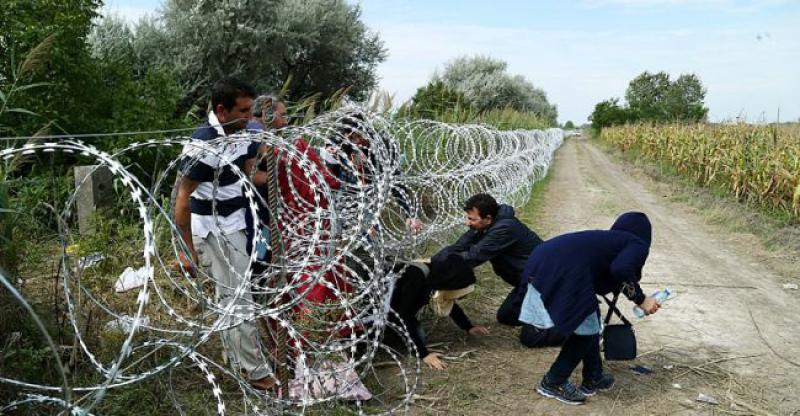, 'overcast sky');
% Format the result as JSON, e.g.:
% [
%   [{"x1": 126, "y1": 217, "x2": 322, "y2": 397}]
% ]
[{"x1": 104, "y1": 0, "x2": 799, "y2": 124}]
